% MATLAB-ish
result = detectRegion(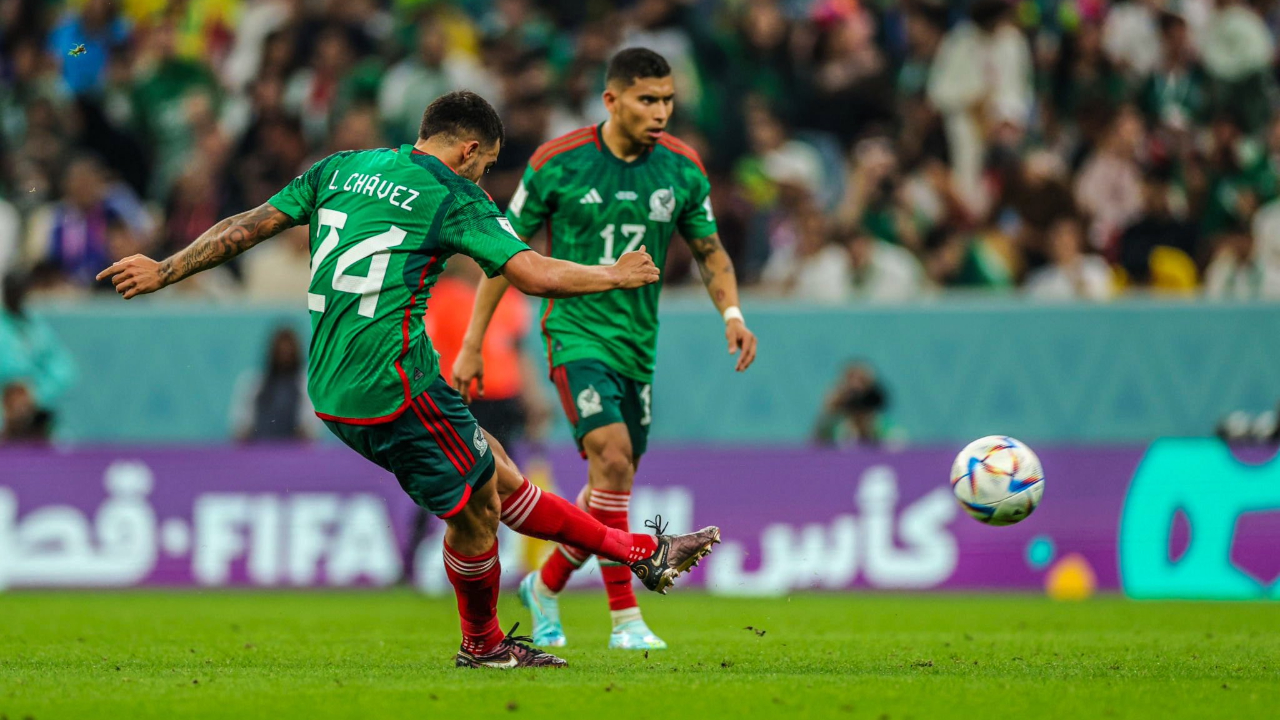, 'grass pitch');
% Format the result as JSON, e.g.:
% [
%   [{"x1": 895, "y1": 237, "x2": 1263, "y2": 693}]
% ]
[{"x1": 2, "y1": 591, "x2": 1277, "y2": 719}]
